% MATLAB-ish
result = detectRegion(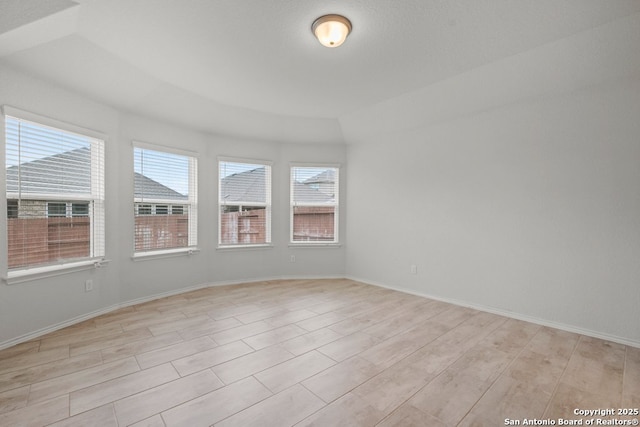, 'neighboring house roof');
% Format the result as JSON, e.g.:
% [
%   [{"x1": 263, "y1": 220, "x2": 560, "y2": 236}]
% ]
[
  {"x1": 6, "y1": 147, "x2": 91, "y2": 195},
  {"x1": 220, "y1": 167, "x2": 267, "y2": 203},
  {"x1": 134, "y1": 173, "x2": 187, "y2": 201},
  {"x1": 221, "y1": 167, "x2": 333, "y2": 204},
  {"x1": 7, "y1": 149, "x2": 330, "y2": 204},
  {"x1": 7, "y1": 147, "x2": 186, "y2": 201},
  {"x1": 304, "y1": 169, "x2": 335, "y2": 185},
  {"x1": 293, "y1": 182, "x2": 334, "y2": 204}
]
